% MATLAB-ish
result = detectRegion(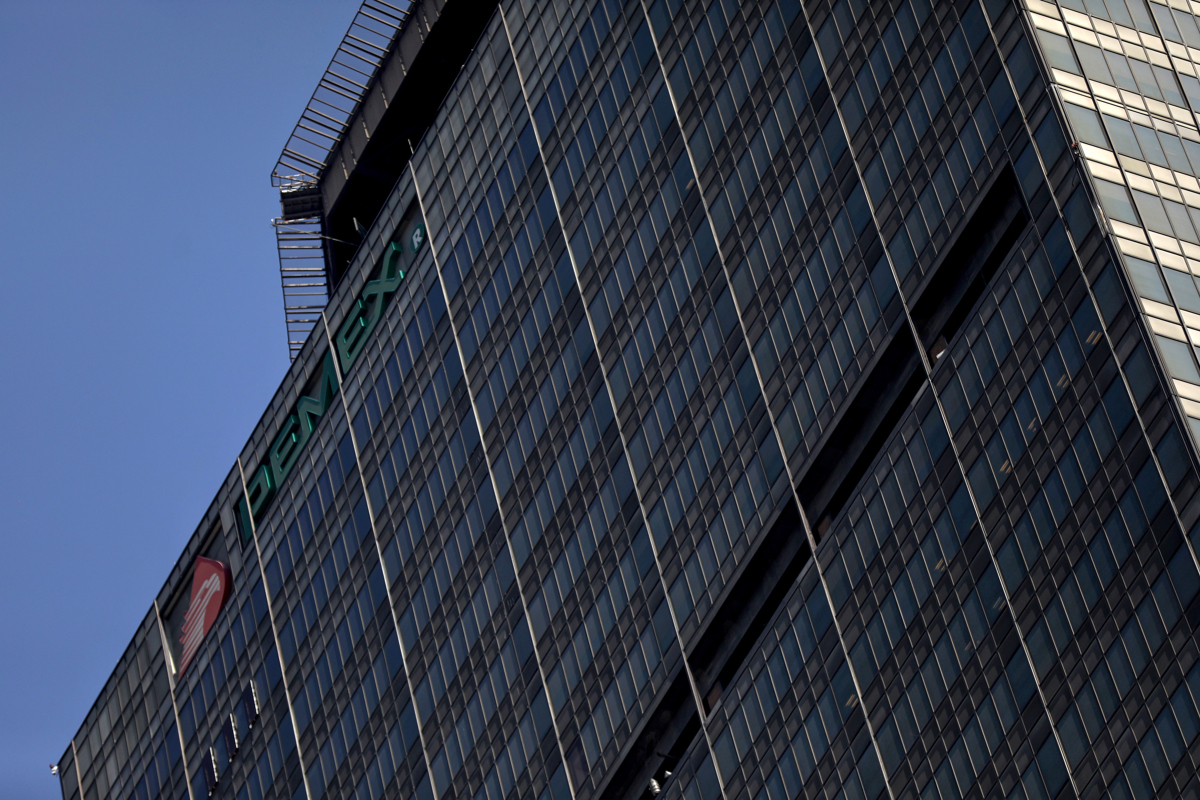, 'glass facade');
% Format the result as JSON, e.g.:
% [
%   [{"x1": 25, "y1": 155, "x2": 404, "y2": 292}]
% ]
[{"x1": 60, "y1": 1, "x2": 1200, "y2": 800}]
